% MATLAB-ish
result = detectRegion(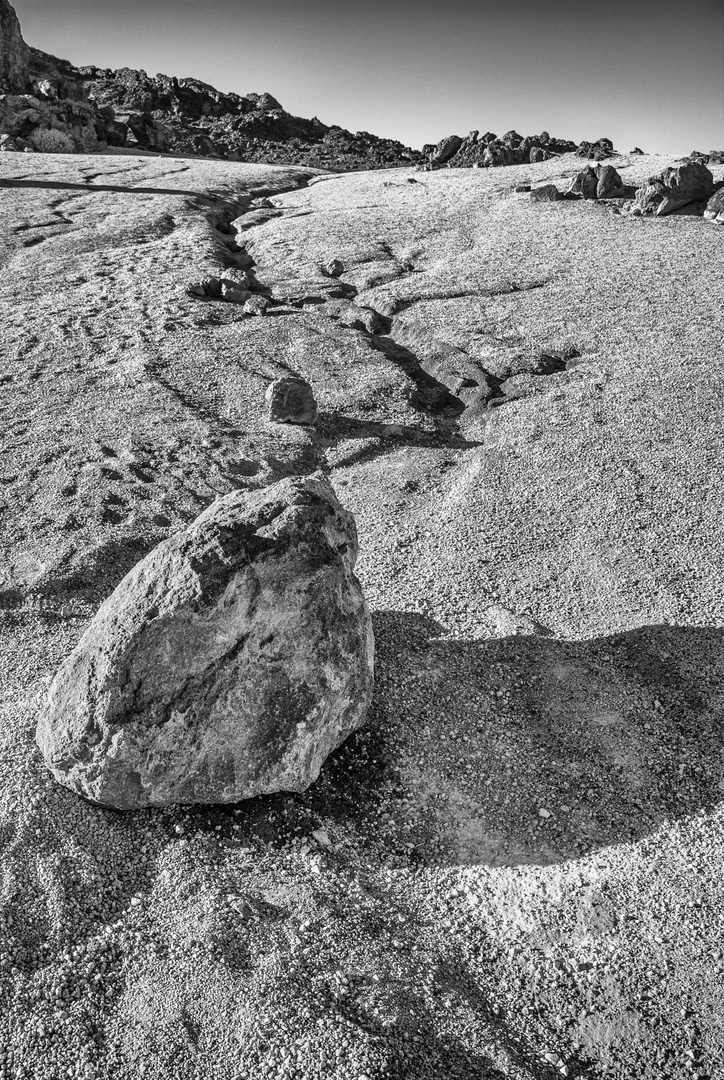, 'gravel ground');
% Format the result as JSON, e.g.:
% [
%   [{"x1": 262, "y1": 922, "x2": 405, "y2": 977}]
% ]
[{"x1": 0, "y1": 150, "x2": 723, "y2": 1079}]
